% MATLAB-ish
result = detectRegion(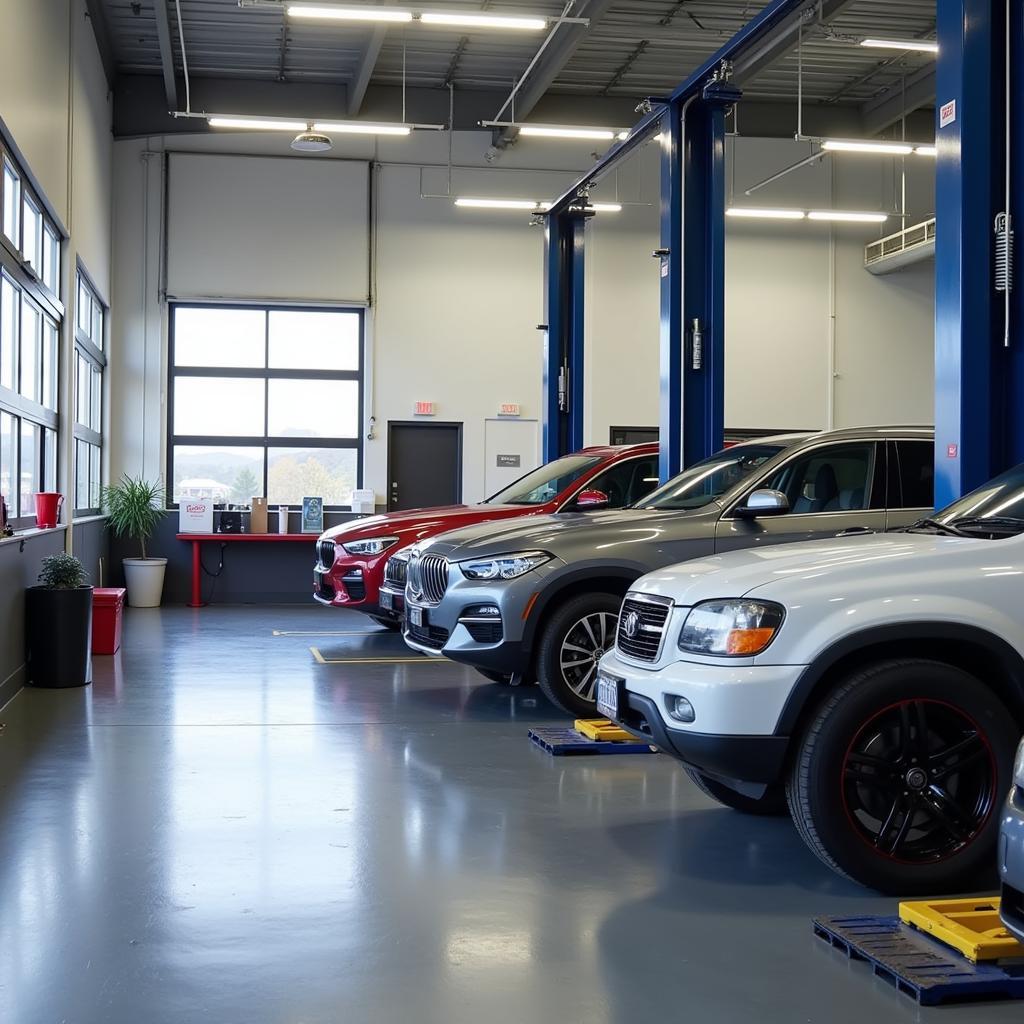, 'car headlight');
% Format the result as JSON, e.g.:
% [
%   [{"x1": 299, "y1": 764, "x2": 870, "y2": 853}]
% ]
[
  {"x1": 341, "y1": 536, "x2": 400, "y2": 556},
  {"x1": 678, "y1": 599, "x2": 785, "y2": 657},
  {"x1": 459, "y1": 551, "x2": 551, "y2": 581}
]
